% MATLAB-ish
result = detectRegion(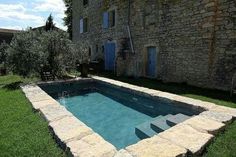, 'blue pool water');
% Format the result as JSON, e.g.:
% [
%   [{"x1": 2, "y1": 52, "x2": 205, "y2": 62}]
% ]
[
  {"x1": 39, "y1": 81, "x2": 198, "y2": 149},
  {"x1": 58, "y1": 92, "x2": 152, "y2": 149}
]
